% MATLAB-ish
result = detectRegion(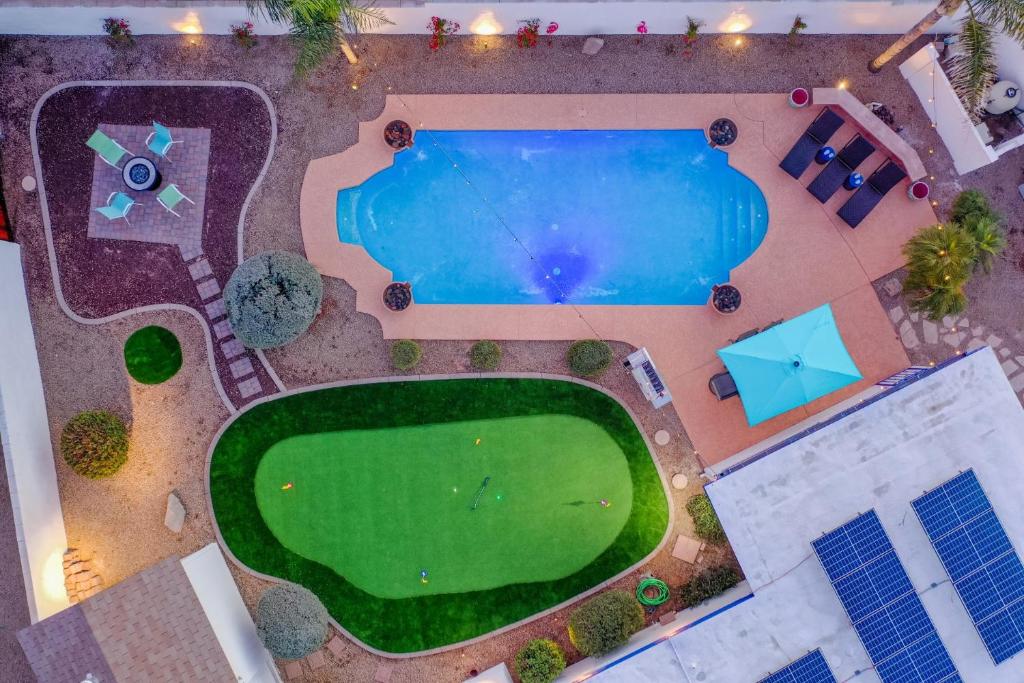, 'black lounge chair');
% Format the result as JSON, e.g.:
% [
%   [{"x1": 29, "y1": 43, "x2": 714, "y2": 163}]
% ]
[
  {"x1": 806, "y1": 135, "x2": 876, "y2": 203},
  {"x1": 709, "y1": 371, "x2": 739, "y2": 401},
  {"x1": 837, "y1": 160, "x2": 907, "y2": 228},
  {"x1": 779, "y1": 108, "x2": 845, "y2": 179}
]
